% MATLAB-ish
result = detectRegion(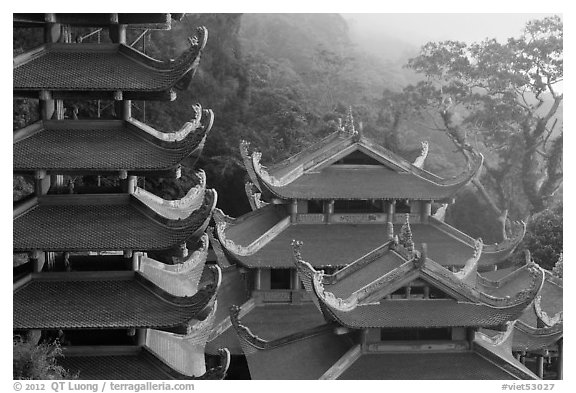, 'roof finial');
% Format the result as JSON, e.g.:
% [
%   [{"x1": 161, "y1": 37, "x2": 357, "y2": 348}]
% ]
[
  {"x1": 400, "y1": 213, "x2": 414, "y2": 253},
  {"x1": 342, "y1": 106, "x2": 359, "y2": 140}
]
